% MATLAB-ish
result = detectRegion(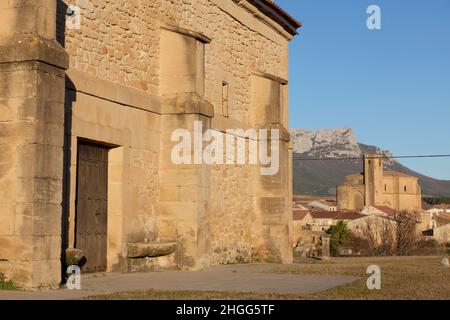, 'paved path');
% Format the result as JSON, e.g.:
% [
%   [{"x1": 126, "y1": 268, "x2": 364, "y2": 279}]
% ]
[{"x1": 0, "y1": 264, "x2": 358, "y2": 300}]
